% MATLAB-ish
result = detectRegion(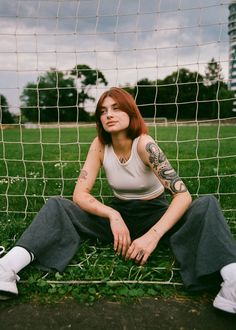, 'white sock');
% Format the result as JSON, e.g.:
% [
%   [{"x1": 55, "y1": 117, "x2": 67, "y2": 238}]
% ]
[
  {"x1": 0, "y1": 246, "x2": 34, "y2": 274},
  {"x1": 220, "y1": 263, "x2": 236, "y2": 282}
]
